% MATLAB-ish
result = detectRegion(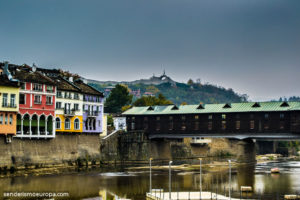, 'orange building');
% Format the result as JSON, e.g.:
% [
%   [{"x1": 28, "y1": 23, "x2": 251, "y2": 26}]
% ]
[{"x1": 0, "y1": 71, "x2": 20, "y2": 139}]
